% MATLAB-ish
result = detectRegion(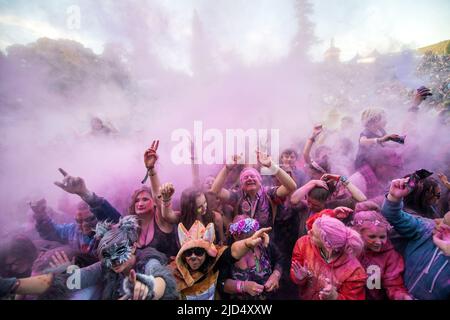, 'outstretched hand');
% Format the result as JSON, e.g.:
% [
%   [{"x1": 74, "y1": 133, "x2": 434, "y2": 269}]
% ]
[
  {"x1": 244, "y1": 227, "x2": 271, "y2": 249},
  {"x1": 256, "y1": 150, "x2": 272, "y2": 168},
  {"x1": 291, "y1": 260, "x2": 311, "y2": 282},
  {"x1": 128, "y1": 269, "x2": 150, "y2": 300},
  {"x1": 226, "y1": 154, "x2": 243, "y2": 171},
  {"x1": 54, "y1": 168, "x2": 89, "y2": 197},
  {"x1": 411, "y1": 86, "x2": 432, "y2": 108},
  {"x1": 49, "y1": 250, "x2": 74, "y2": 269},
  {"x1": 388, "y1": 178, "x2": 411, "y2": 202}
]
